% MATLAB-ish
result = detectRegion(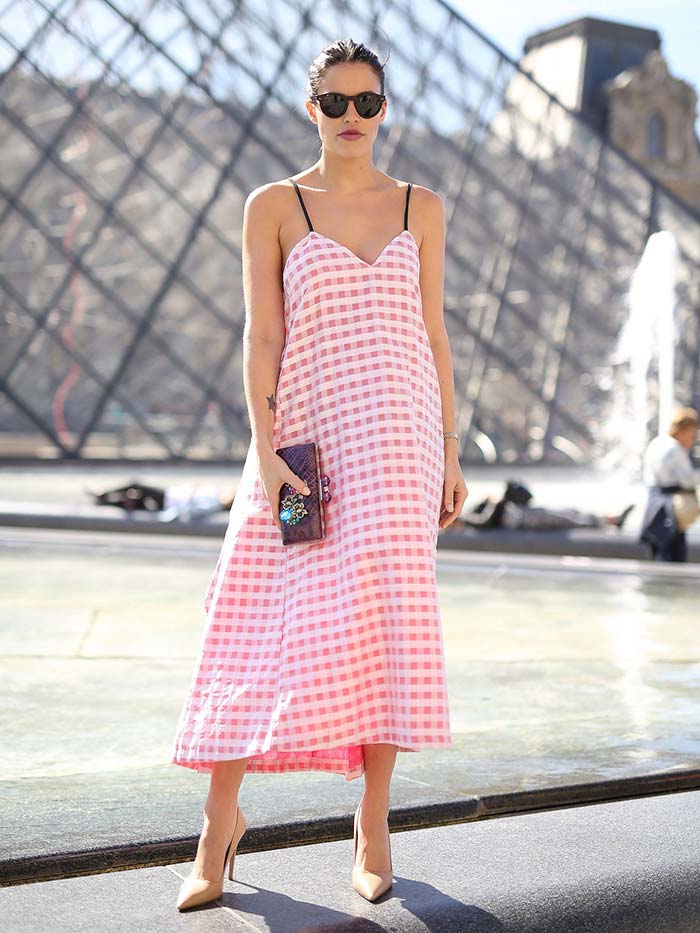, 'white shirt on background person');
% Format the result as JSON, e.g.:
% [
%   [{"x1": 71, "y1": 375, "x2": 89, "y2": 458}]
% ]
[{"x1": 642, "y1": 434, "x2": 698, "y2": 489}]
